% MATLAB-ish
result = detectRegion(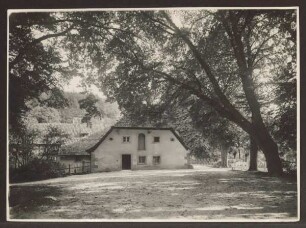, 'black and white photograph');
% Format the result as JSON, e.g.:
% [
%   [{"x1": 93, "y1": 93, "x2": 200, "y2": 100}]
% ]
[{"x1": 7, "y1": 7, "x2": 299, "y2": 222}]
